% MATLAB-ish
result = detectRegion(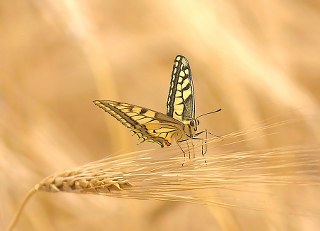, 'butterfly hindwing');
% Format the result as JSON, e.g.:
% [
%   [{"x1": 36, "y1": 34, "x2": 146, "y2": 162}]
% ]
[
  {"x1": 167, "y1": 55, "x2": 195, "y2": 121},
  {"x1": 93, "y1": 100, "x2": 183, "y2": 147}
]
